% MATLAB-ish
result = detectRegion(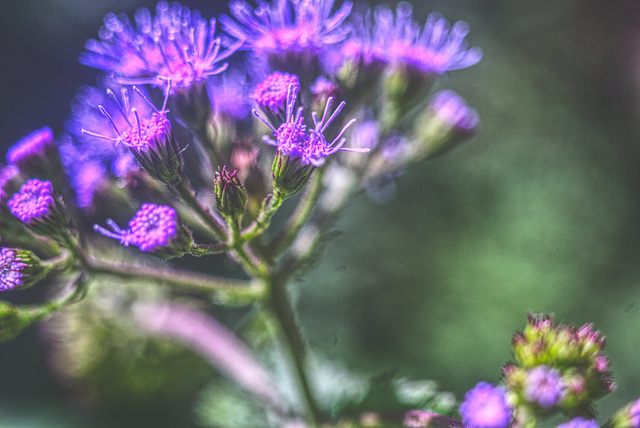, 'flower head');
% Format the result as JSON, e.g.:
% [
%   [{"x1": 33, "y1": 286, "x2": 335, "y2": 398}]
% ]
[
  {"x1": 0, "y1": 248, "x2": 48, "y2": 291},
  {"x1": 7, "y1": 127, "x2": 56, "y2": 168},
  {"x1": 343, "y1": 2, "x2": 482, "y2": 76},
  {"x1": 81, "y1": 84, "x2": 183, "y2": 184},
  {"x1": 221, "y1": 0, "x2": 352, "y2": 73},
  {"x1": 459, "y1": 382, "x2": 511, "y2": 428},
  {"x1": 524, "y1": 365, "x2": 566, "y2": 409},
  {"x1": 214, "y1": 166, "x2": 247, "y2": 223},
  {"x1": 81, "y1": 1, "x2": 240, "y2": 91},
  {"x1": 557, "y1": 417, "x2": 599, "y2": 428},
  {"x1": 609, "y1": 397, "x2": 640, "y2": 428},
  {"x1": 94, "y1": 203, "x2": 192, "y2": 258},
  {"x1": 252, "y1": 71, "x2": 300, "y2": 114},
  {"x1": 7, "y1": 179, "x2": 69, "y2": 237}
]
